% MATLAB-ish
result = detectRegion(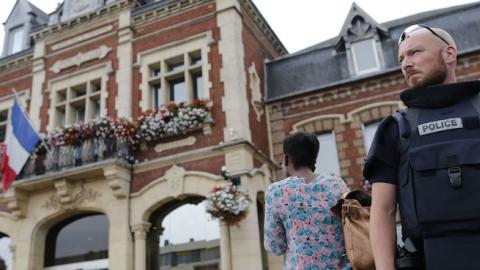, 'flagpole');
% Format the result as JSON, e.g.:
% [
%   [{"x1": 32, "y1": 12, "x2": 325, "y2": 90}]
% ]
[{"x1": 11, "y1": 89, "x2": 51, "y2": 154}]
